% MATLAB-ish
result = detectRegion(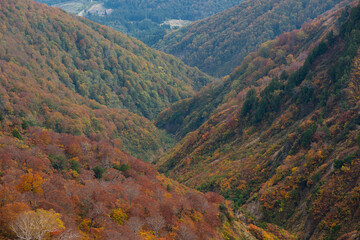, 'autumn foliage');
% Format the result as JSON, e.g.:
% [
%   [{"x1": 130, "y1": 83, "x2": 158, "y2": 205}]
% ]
[
  {"x1": 156, "y1": 0, "x2": 353, "y2": 77},
  {"x1": 1, "y1": 0, "x2": 360, "y2": 239},
  {"x1": 157, "y1": 2, "x2": 360, "y2": 239},
  {"x1": 0, "y1": 0, "x2": 255, "y2": 239}
]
